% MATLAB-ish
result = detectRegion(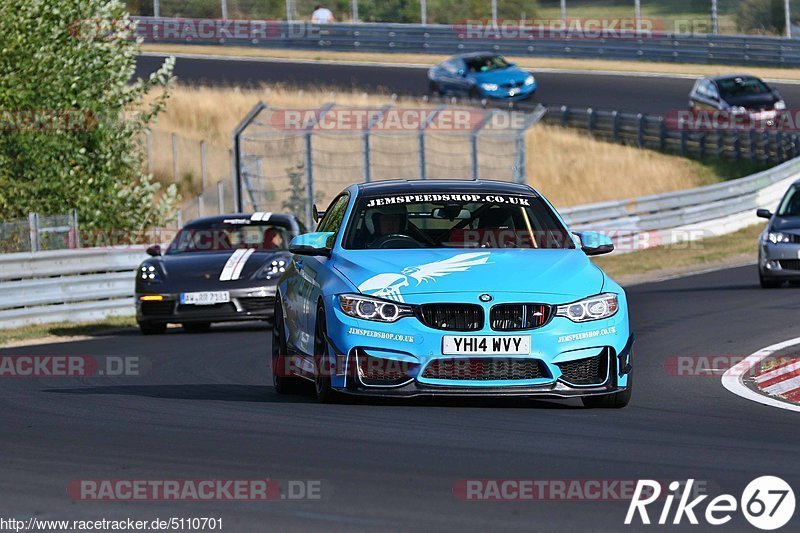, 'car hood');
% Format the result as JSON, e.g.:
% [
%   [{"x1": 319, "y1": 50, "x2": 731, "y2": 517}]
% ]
[
  {"x1": 156, "y1": 250, "x2": 291, "y2": 282},
  {"x1": 470, "y1": 67, "x2": 530, "y2": 85},
  {"x1": 333, "y1": 249, "x2": 604, "y2": 299},
  {"x1": 724, "y1": 92, "x2": 778, "y2": 109},
  {"x1": 771, "y1": 216, "x2": 800, "y2": 232}
]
